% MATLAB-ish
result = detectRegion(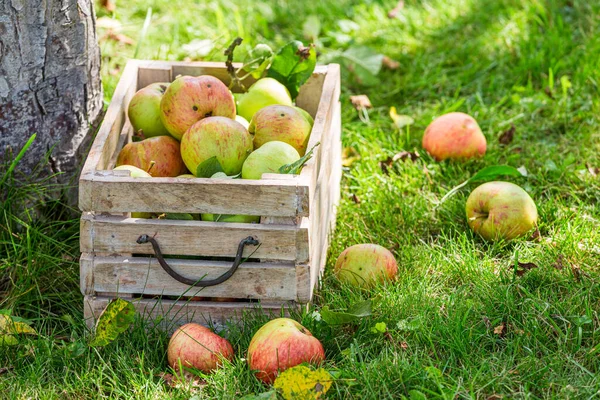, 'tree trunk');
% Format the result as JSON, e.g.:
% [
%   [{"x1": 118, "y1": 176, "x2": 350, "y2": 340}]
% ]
[{"x1": 0, "y1": 0, "x2": 102, "y2": 185}]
